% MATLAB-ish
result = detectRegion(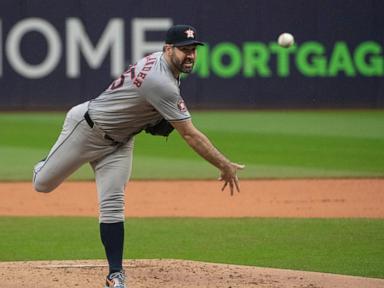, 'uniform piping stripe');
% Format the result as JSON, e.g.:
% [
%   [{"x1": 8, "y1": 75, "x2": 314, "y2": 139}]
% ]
[
  {"x1": 33, "y1": 119, "x2": 85, "y2": 178},
  {"x1": 167, "y1": 117, "x2": 191, "y2": 122}
]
